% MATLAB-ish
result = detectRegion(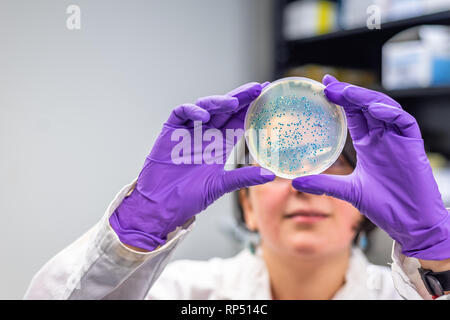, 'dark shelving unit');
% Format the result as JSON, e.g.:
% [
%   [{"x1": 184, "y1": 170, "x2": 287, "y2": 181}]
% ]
[
  {"x1": 287, "y1": 10, "x2": 450, "y2": 45},
  {"x1": 385, "y1": 86, "x2": 450, "y2": 99},
  {"x1": 273, "y1": 0, "x2": 450, "y2": 158}
]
